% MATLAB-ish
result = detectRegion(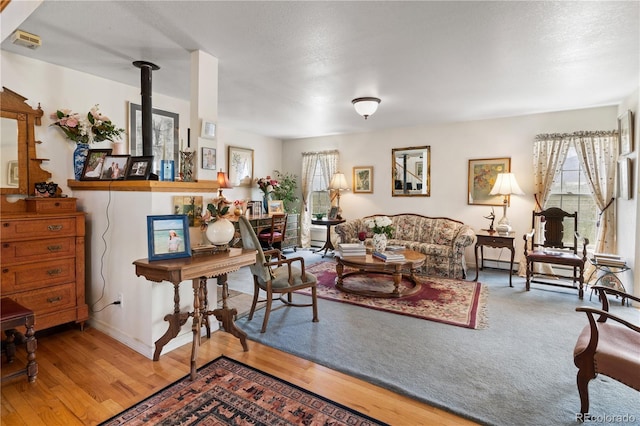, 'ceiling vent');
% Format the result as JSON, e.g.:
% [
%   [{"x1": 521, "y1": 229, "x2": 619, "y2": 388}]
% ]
[{"x1": 11, "y1": 30, "x2": 41, "y2": 50}]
